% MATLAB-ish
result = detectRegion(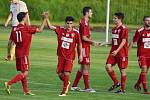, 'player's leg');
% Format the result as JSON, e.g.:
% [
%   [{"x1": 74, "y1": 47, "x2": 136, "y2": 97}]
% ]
[
  {"x1": 115, "y1": 68, "x2": 126, "y2": 94},
  {"x1": 134, "y1": 72, "x2": 142, "y2": 91},
  {"x1": 71, "y1": 66, "x2": 83, "y2": 91},
  {"x1": 59, "y1": 59, "x2": 73, "y2": 96},
  {"x1": 136, "y1": 57, "x2": 149, "y2": 94},
  {"x1": 57, "y1": 57, "x2": 65, "y2": 81},
  {"x1": 83, "y1": 64, "x2": 90, "y2": 90},
  {"x1": 5, "y1": 72, "x2": 26, "y2": 94},
  {"x1": 106, "y1": 55, "x2": 120, "y2": 91},
  {"x1": 140, "y1": 66, "x2": 148, "y2": 94},
  {"x1": 115, "y1": 57, "x2": 128, "y2": 94},
  {"x1": 106, "y1": 63, "x2": 120, "y2": 91},
  {"x1": 10, "y1": 43, "x2": 16, "y2": 61}
]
